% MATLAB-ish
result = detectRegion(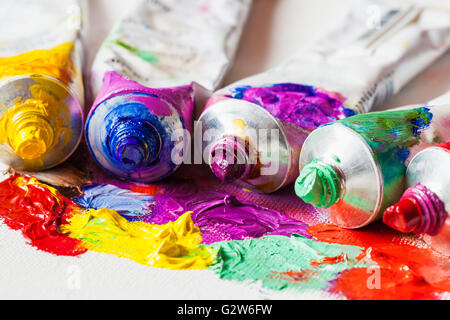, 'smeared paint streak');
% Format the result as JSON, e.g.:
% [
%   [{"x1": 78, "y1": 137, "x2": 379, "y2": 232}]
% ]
[
  {"x1": 337, "y1": 107, "x2": 433, "y2": 173},
  {"x1": 229, "y1": 83, "x2": 353, "y2": 130},
  {"x1": 110, "y1": 40, "x2": 160, "y2": 64},
  {"x1": 74, "y1": 184, "x2": 157, "y2": 220},
  {"x1": 274, "y1": 270, "x2": 319, "y2": 284},
  {"x1": 61, "y1": 210, "x2": 215, "y2": 270},
  {"x1": 338, "y1": 107, "x2": 434, "y2": 210},
  {"x1": 311, "y1": 253, "x2": 347, "y2": 267},
  {"x1": 129, "y1": 181, "x2": 311, "y2": 244},
  {"x1": 0, "y1": 174, "x2": 86, "y2": 256},
  {"x1": 0, "y1": 42, "x2": 75, "y2": 85},
  {"x1": 211, "y1": 234, "x2": 366, "y2": 292},
  {"x1": 308, "y1": 223, "x2": 450, "y2": 299}
]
